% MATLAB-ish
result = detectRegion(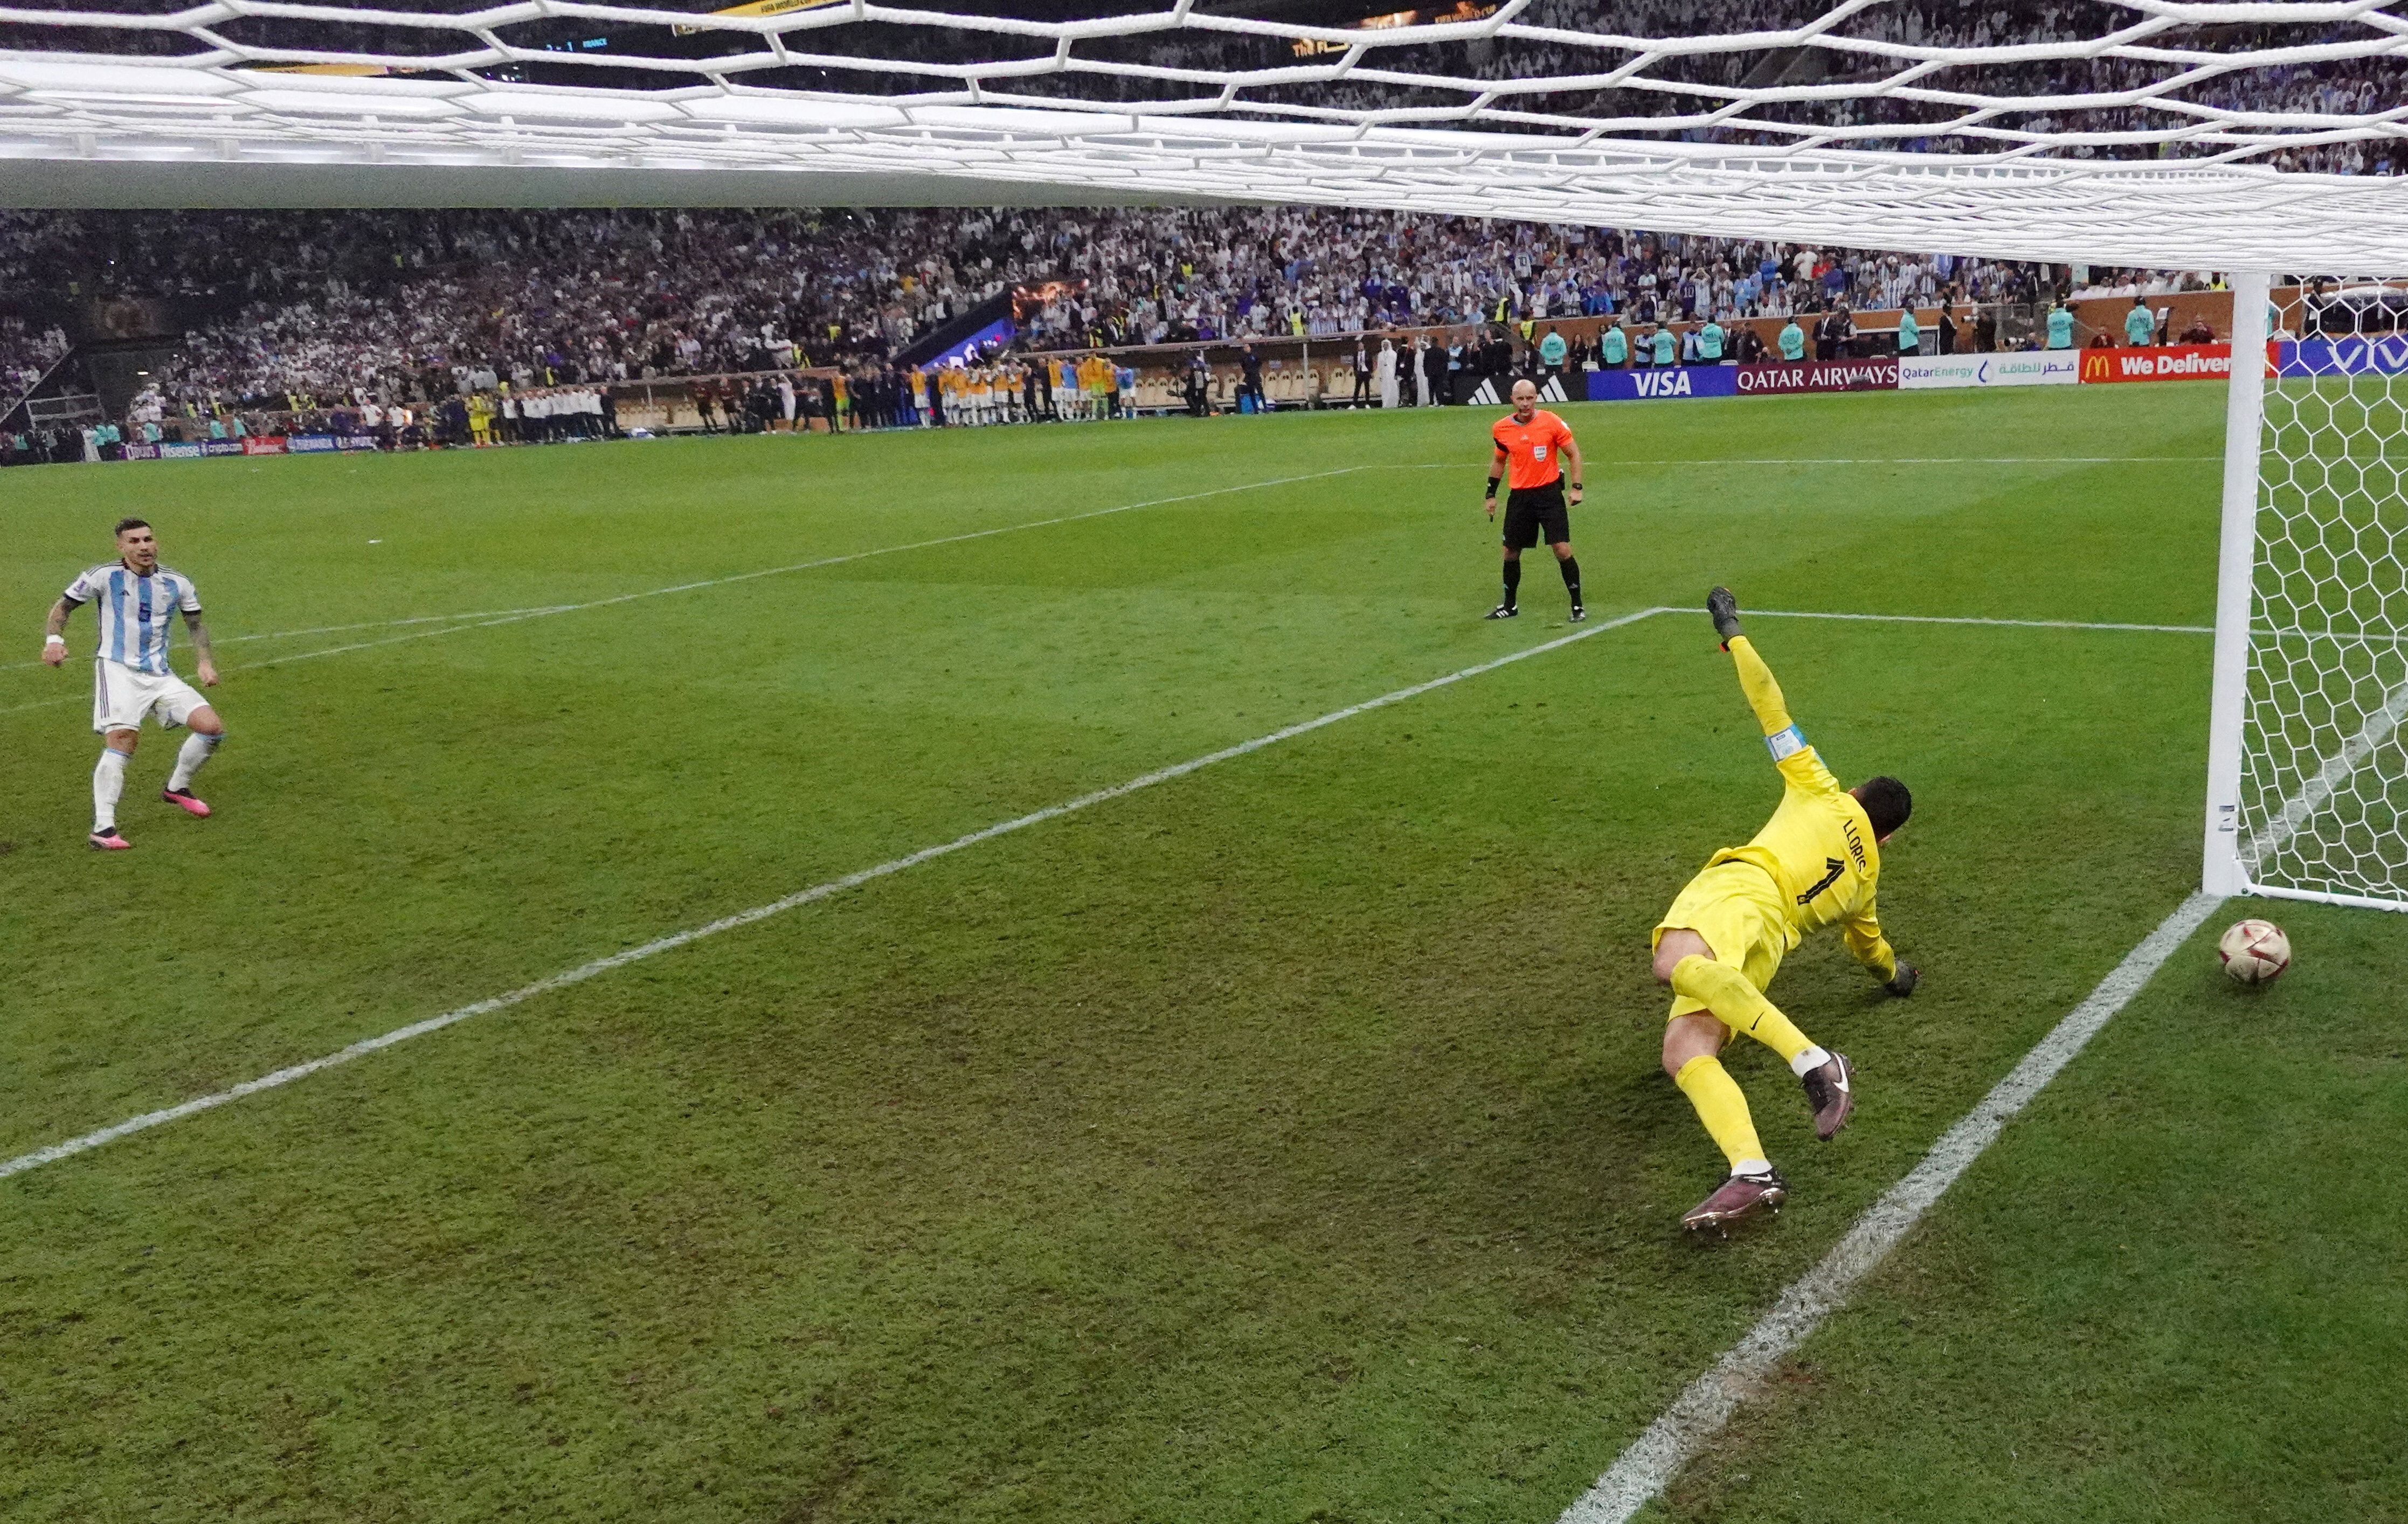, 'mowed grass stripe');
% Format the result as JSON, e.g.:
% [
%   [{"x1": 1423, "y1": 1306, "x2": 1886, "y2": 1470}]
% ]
[
  {"x1": 0, "y1": 388, "x2": 2240, "y2": 1521},
  {"x1": 0, "y1": 606, "x2": 1662, "y2": 1187},
  {"x1": 0, "y1": 599, "x2": 2226, "y2": 1185},
  {"x1": 0, "y1": 466, "x2": 1368, "y2": 713}
]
